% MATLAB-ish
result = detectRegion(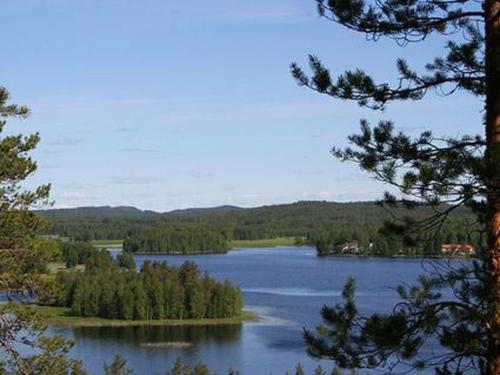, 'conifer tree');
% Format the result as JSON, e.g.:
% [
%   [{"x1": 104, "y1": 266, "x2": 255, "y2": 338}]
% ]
[
  {"x1": 133, "y1": 279, "x2": 148, "y2": 320},
  {"x1": 292, "y1": 0, "x2": 499, "y2": 373},
  {"x1": 0, "y1": 86, "x2": 82, "y2": 373}
]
